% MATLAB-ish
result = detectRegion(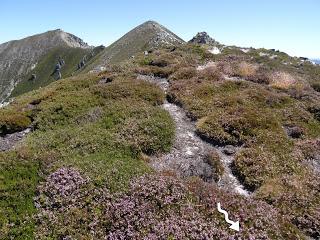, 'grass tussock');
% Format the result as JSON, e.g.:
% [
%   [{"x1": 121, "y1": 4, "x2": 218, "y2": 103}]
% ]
[
  {"x1": 198, "y1": 66, "x2": 224, "y2": 81},
  {"x1": 269, "y1": 71, "x2": 297, "y2": 89},
  {"x1": 235, "y1": 61, "x2": 259, "y2": 78},
  {"x1": 205, "y1": 150, "x2": 224, "y2": 181}
]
